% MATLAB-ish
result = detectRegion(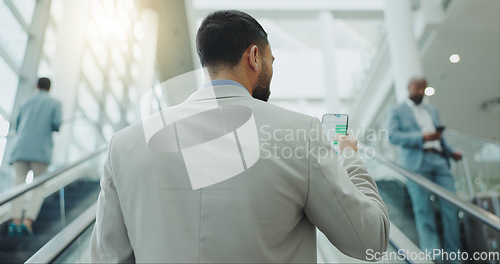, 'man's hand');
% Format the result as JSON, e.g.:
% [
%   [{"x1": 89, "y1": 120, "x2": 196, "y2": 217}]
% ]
[
  {"x1": 335, "y1": 133, "x2": 358, "y2": 152},
  {"x1": 423, "y1": 132, "x2": 442, "y2": 141},
  {"x1": 452, "y1": 152, "x2": 463, "y2": 161}
]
